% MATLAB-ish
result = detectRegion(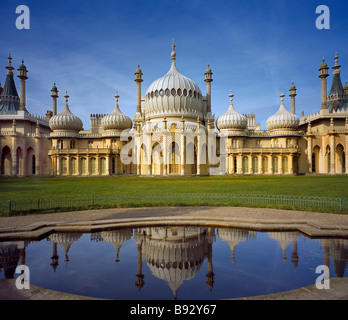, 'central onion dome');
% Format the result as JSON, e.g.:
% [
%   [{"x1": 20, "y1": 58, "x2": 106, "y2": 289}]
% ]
[
  {"x1": 216, "y1": 91, "x2": 247, "y2": 131},
  {"x1": 101, "y1": 92, "x2": 132, "y2": 132},
  {"x1": 143, "y1": 41, "x2": 203, "y2": 121},
  {"x1": 49, "y1": 92, "x2": 83, "y2": 133},
  {"x1": 266, "y1": 91, "x2": 299, "y2": 131}
]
